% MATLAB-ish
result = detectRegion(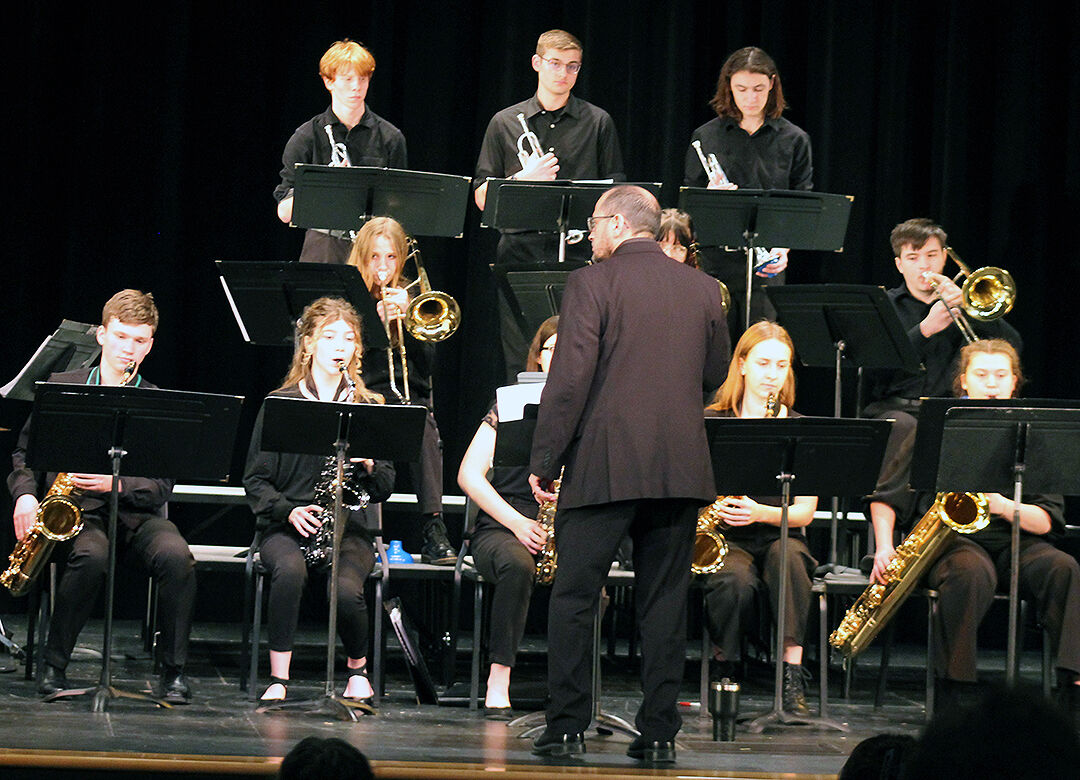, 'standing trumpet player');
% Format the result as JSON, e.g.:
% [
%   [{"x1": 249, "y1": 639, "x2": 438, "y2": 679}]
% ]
[
  {"x1": 6, "y1": 290, "x2": 195, "y2": 703},
  {"x1": 473, "y1": 29, "x2": 624, "y2": 382},
  {"x1": 702, "y1": 322, "x2": 818, "y2": 715}
]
